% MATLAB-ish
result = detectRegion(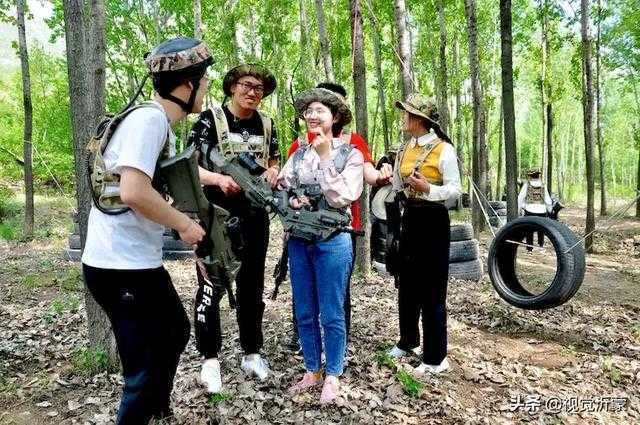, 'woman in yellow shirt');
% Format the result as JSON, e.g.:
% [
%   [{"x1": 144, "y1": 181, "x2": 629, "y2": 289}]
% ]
[{"x1": 386, "y1": 94, "x2": 461, "y2": 374}]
